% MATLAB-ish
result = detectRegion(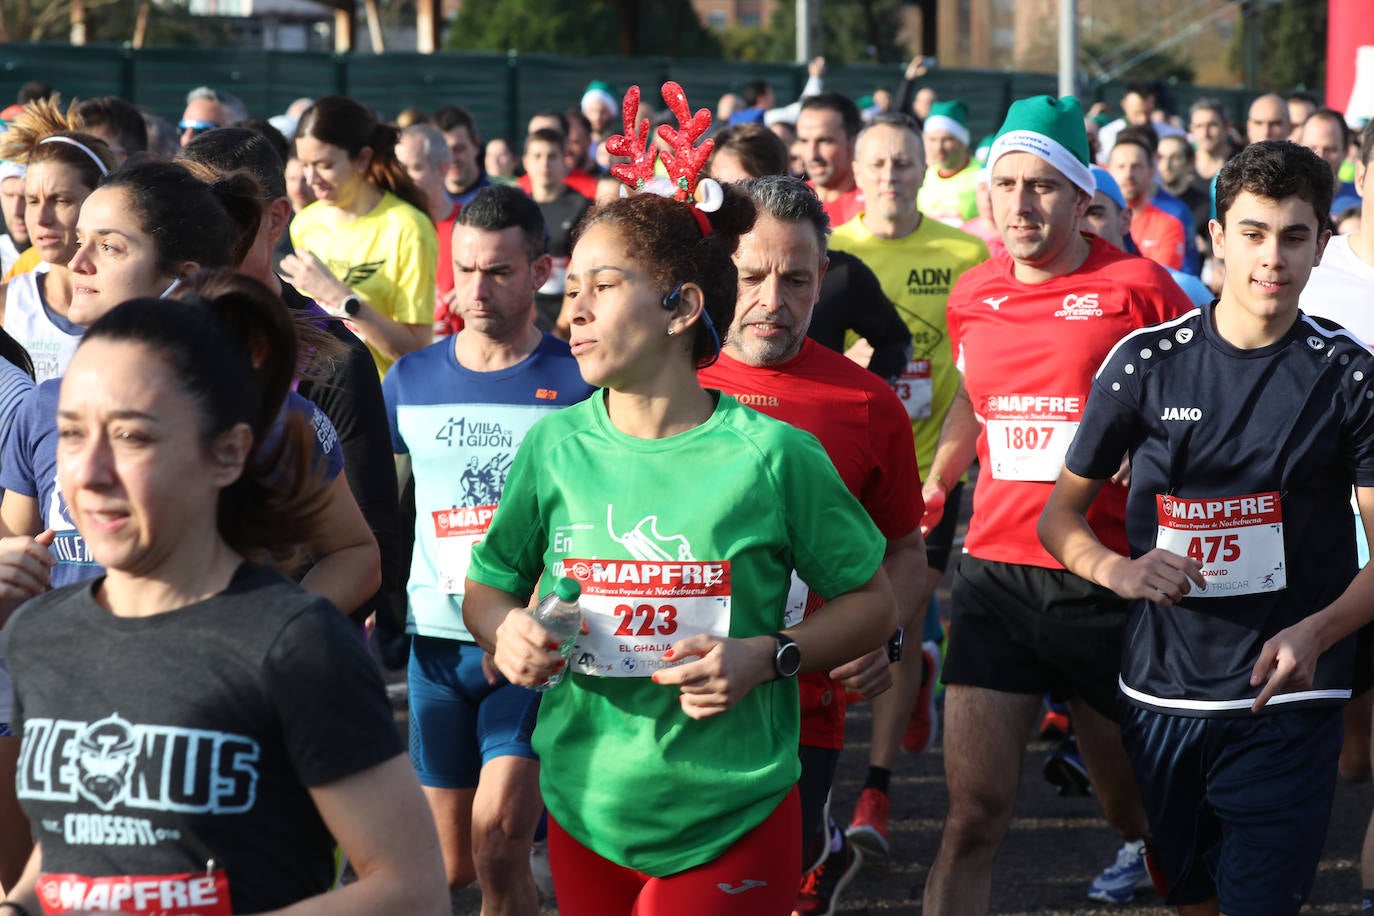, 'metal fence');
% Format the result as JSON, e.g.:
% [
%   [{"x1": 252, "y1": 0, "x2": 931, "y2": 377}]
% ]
[{"x1": 2, "y1": 42, "x2": 1262, "y2": 145}]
